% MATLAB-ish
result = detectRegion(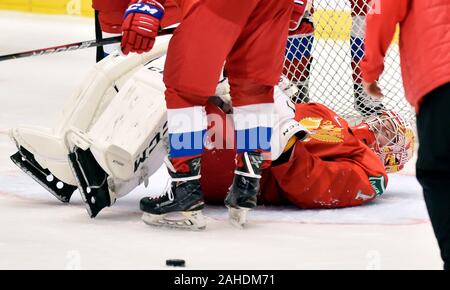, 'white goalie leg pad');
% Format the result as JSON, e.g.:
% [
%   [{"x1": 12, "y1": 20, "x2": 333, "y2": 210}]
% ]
[
  {"x1": 55, "y1": 40, "x2": 170, "y2": 135},
  {"x1": 10, "y1": 39, "x2": 170, "y2": 189},
  {"x1": 107, "y1": 140, "x2": 167, "y2": 198},
  {"x1": 278, "y1": 75, "x2": 300, "y2": 101},
  {"x1": 75, "y1": 64, "x2": 169, "y2": 198},
  {"x1": 9, "y1": 126, "x2": 77, "y2": 185}
]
